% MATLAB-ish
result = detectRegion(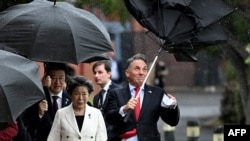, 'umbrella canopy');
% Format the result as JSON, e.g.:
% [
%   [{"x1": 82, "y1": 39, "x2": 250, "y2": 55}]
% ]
[
  {"x1": 124, "y1": 0, "x2": 234, "y2": 61},
  {"x1": 0, "y1": 50, "x2": 45, "y2": 122},
  {"x1": 122, "y1": 0, "x2": 234, "y2": 121},
  {"x1": 0, "y1": 0, "x2": 113, "y2": 64}
]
